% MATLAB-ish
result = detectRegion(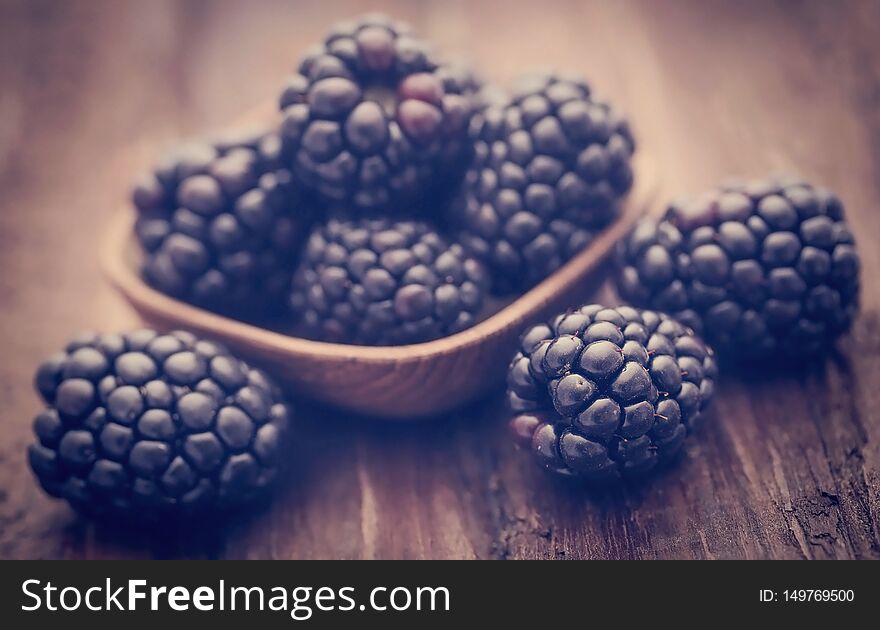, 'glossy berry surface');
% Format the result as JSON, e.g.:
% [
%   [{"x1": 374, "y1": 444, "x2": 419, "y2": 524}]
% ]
[
  {"x1": 133, "y1": 130, "x2": 311, "y2": 314},
  {"x1": 455, "y1": 74, "x2": 635, "y2": 293},
  {"x1": 279, "y1": 13, "x2": 480, "y2": 210},
  {"x1": 290, "y1": 215, "x2": 490, "y2": 345},
  {"x1": 29, "y1": 329, "x2": 293, "y2": 520},
  {"x1": 615, "y1": 177, "x2": 860, "y2": 358},
  {"x1": 507, "y1": 305, "x2": 717, "y2": 482}
]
